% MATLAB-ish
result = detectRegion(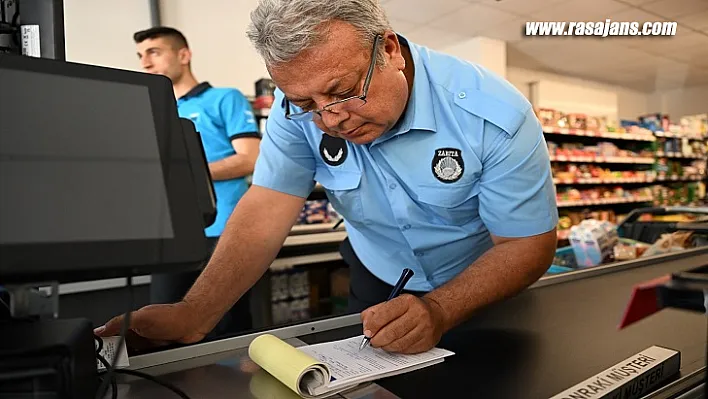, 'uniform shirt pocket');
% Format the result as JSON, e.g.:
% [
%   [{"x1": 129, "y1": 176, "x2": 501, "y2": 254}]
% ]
[
  {"x1": 415, "y1": 180, "x2": 481, "y2": 226},
  {"x1": 314, "y1": 166, "x2": 364, "y2": 225}
]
